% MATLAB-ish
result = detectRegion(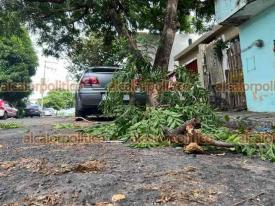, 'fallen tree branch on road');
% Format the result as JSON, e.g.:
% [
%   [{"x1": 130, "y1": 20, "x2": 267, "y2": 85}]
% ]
[{"x1": 164, "y1": 118, "x2": 235, "y2": 153}]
